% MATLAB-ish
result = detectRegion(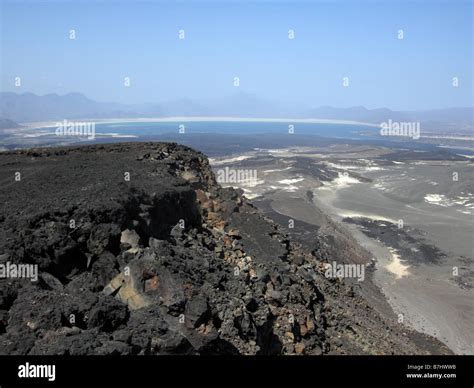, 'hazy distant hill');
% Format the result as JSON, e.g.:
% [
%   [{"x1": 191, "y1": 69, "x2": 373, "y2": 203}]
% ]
[
  {"x1": 305, "y1": 106, "x2": 474, "y2": 127},
  {"x1": 0, "y1": 92, "x2": 164, "y2": 122},
  {"x1": 1, "y1": 92, "x2": 472, "y2": 128},
  {"x1": 306, "y1": 106, "x2": 407, "y2": 123},
  {"x1": 400, "y1": 107, "x2": 474, "y2": 126},
  {"x1": 206, "y1": 92, "x2": 294, "y2": 118},
  {"x1": 0, "y1": 92, "x2": 294, "y2": 121},
  {"x1": 0, "y1": 118, "x2": 20, "y2": 129}
]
